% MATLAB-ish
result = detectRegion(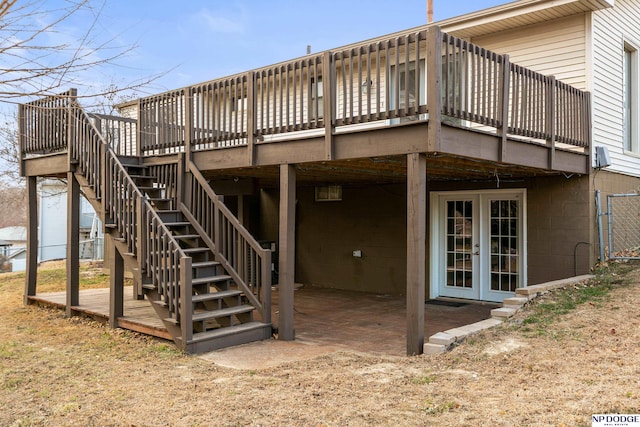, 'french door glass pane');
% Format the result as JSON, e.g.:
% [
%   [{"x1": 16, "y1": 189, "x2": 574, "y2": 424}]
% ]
[
  {"x1": 446, "y1": 200, "x2": 473, "y2": 289},
  {"x1": 490, "y1": 200, "x2": 519, "y2": 292}
]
